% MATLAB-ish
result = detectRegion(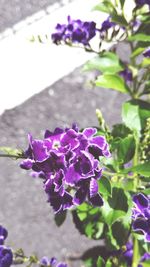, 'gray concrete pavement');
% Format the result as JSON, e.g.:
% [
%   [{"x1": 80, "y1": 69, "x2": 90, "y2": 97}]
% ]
[{"x1": 0, "y1": 0, "x2": 74, "y2": 33}]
